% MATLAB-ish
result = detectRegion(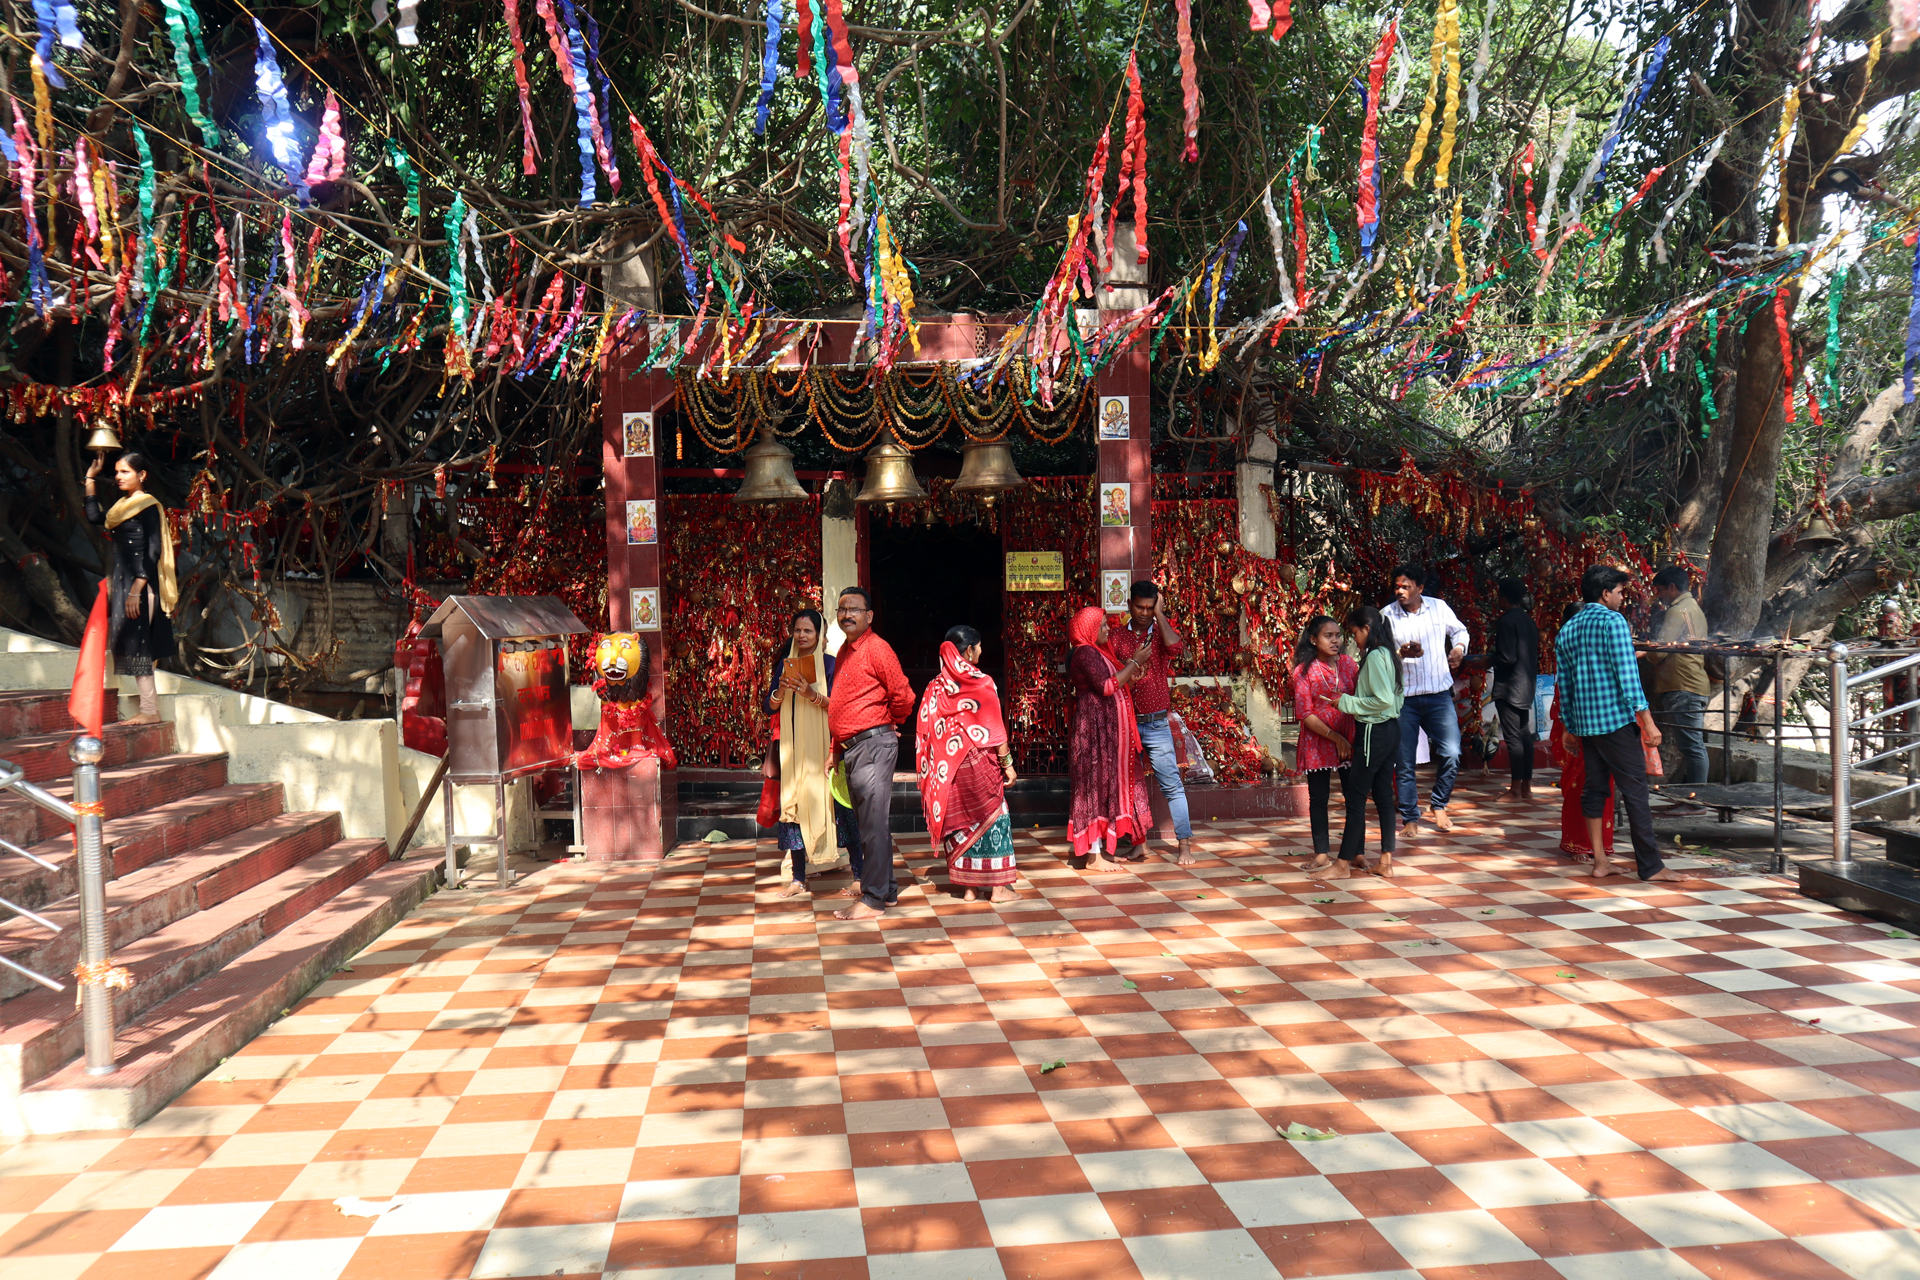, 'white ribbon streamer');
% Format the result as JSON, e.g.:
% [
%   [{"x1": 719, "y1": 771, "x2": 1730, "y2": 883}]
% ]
[
  {"x1": 1651, "y1": 130, "x2": 1726, "y2": 264},
  {"x1": 1466, "y1": 0, "x2": 1494, "y2": 123},
  {"x1": 396, "y1": 0, "x2": 418, "y2": 45},
  {"x1": 1533, "y1": 108, "x2": 1580, "y2": 251}
]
